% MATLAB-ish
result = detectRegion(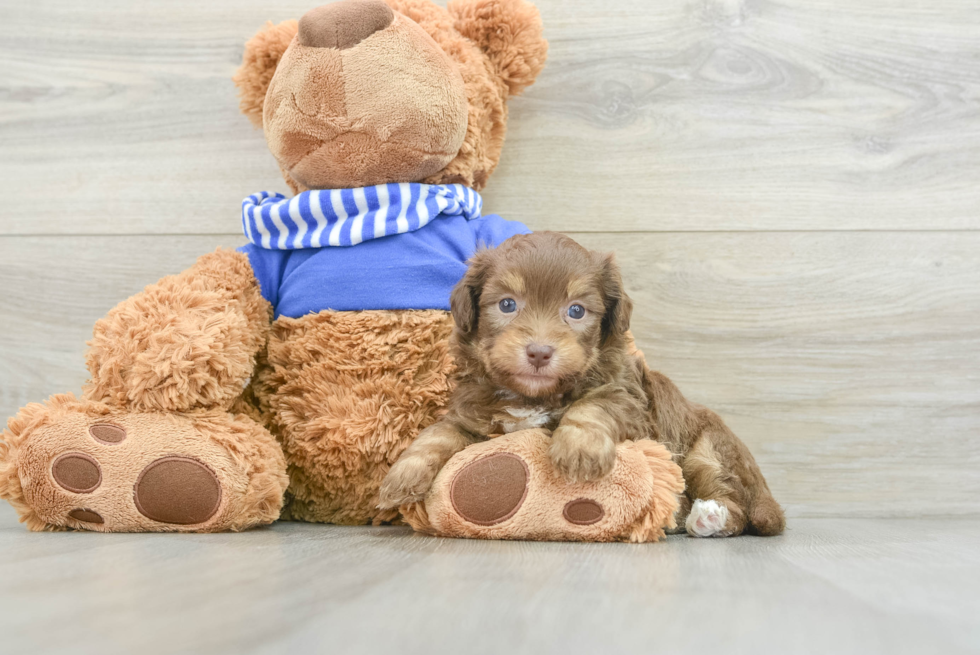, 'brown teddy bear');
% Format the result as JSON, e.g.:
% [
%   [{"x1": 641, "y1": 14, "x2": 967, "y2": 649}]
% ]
[{"x1": 0, "y1": 0, "x2": 549, "y2": 532}]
